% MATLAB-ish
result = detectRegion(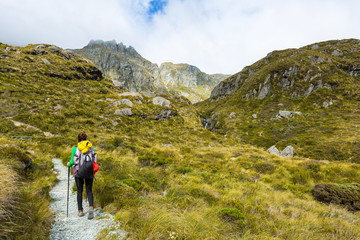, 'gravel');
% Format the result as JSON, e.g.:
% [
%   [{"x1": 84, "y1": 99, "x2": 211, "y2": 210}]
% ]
[{"x1": 50, "y1": 158, "x2": 127, "y2": 240}]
